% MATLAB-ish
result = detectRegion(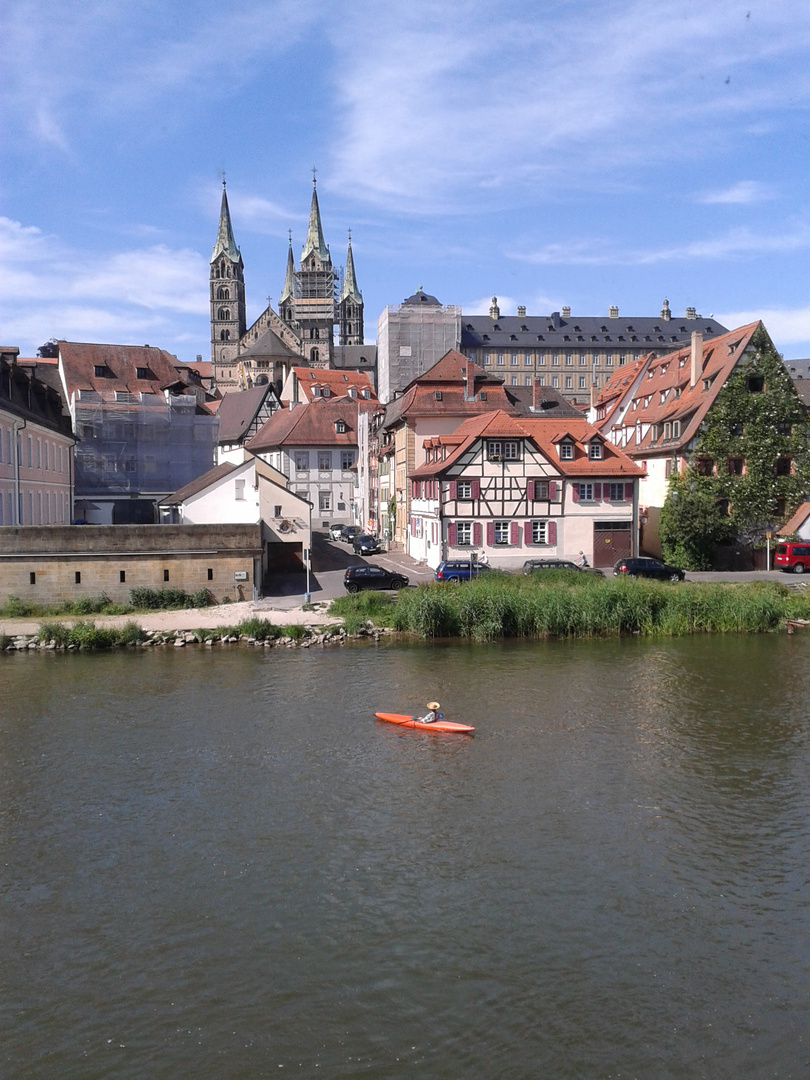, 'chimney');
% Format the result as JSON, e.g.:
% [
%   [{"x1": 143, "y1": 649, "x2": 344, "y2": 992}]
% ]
[
  {"x1": 660, "y1": 299, "x2": 671, "y2": 321},
  {"x1": 561, "y1": 306, "x2": 571, "y2": 319},
  {"x1": 532, "y1": 378, "x2": 542, "y2": 413},
  {"x1": 590, "y1": 381, "x2": 600, "y2": 408},
  {"x1": 608, "y1": 305, "x2": 619, "y2": 319},
  {"x1": 551, "y1": 311, "x2": 561, "y2": 329},
  {"x1": 685, "y1": 306, "x2": 697, "y2": 320},
  {"x1": 465, "y1": 358, "x2": 475, "y2": 401},
  {"x1": 690, "y1": 330, "x2": 703, "y2": 388},
  {"x1": 517, "y1": 305, "x2": 526, "y2": 318},
  {"x1": 489, "y1": 296, "x2": 500, "y2": 320},
  {"x1": 196, "y1": 354, "x2": 203, "y2": 363}
]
